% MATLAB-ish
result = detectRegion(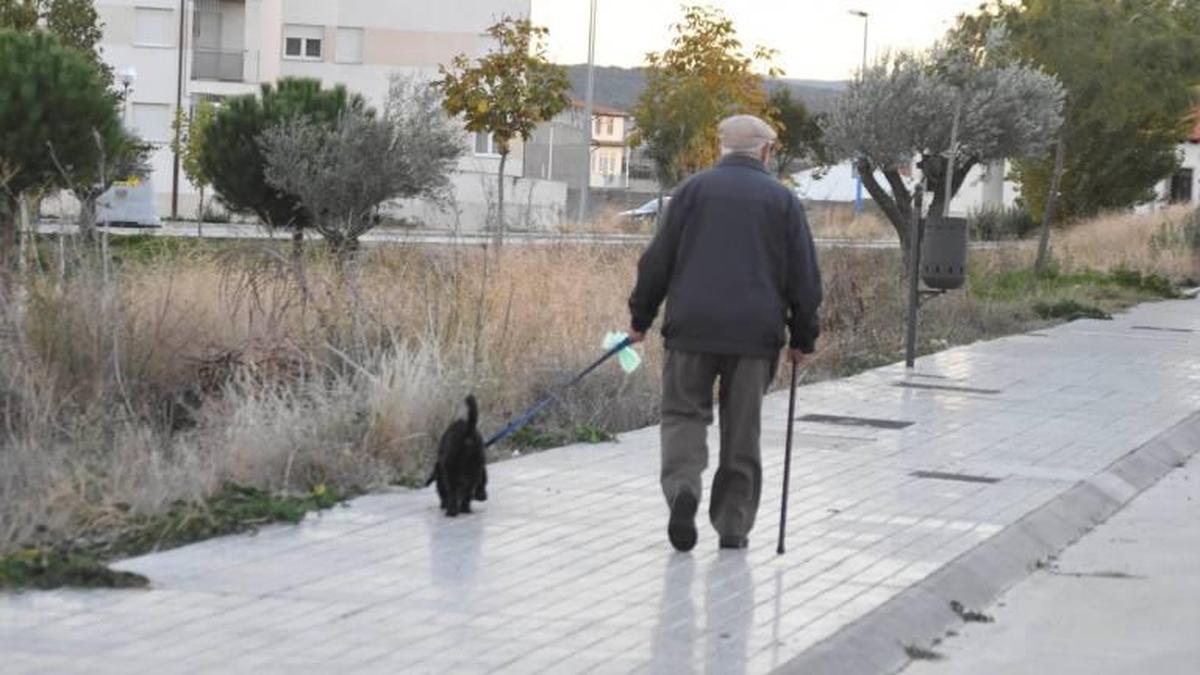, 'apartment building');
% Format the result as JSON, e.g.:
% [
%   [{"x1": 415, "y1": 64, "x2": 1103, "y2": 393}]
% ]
[
  {"x1": 91, "y1": 0, "x2": 566, "y2": 230},
  {"x1": 523, "y1": 101, "x2": 661, "y2": 216}
]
